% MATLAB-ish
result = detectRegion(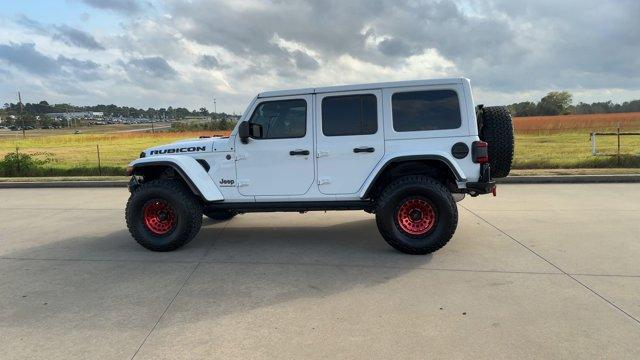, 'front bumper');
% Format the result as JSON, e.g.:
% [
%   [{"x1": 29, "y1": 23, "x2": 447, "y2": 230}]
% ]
[
  {"x1": 464, "y1": 163, "x2": 496, "y2": 196},
  {"x1": 128, "y1": 176, "x2": 140, "y2": 193}
]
